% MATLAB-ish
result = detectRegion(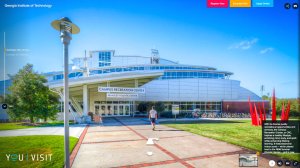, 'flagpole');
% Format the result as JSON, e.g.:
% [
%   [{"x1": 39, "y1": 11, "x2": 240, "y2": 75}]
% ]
[{"x1": 3, "y1": 32, "x2": 5, "y2": 99}]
